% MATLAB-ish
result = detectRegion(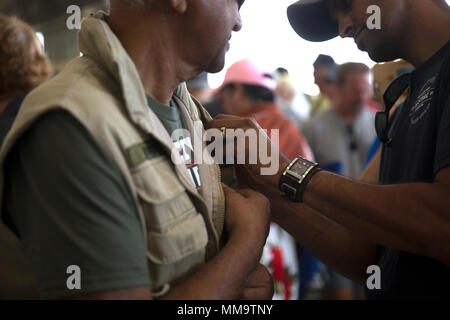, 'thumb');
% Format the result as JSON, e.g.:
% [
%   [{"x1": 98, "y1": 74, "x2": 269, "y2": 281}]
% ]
[
  {"x1": 221, "y1": 183, "x2": 236, "y2": 196},
  {"x1": 234, "y1": 188, "x2": 257, "y2": 199},
  {"x1": 222, "y1": 183, "x2": 244, "y2": 201}
]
